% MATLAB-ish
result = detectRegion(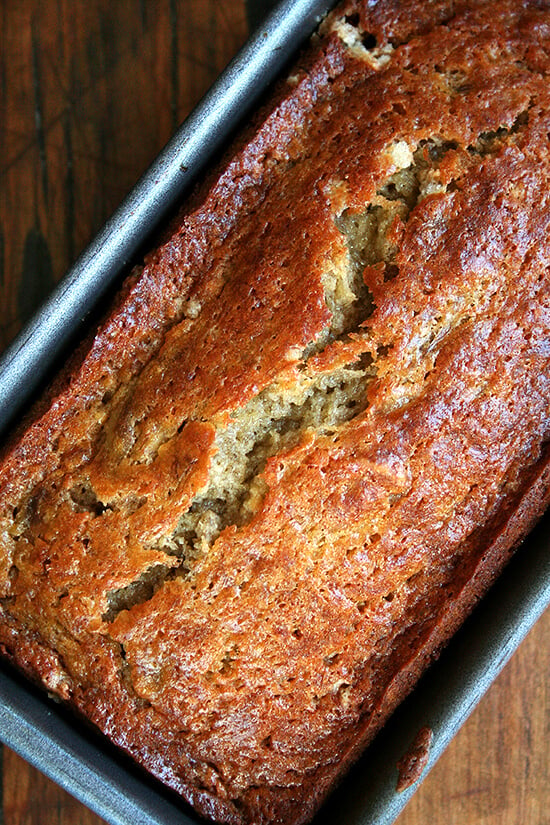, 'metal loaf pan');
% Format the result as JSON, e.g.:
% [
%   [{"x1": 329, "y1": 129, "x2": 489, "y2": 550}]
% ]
[{"x1": 0, "y1": 2, "x2": 549, "y2": 824}]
